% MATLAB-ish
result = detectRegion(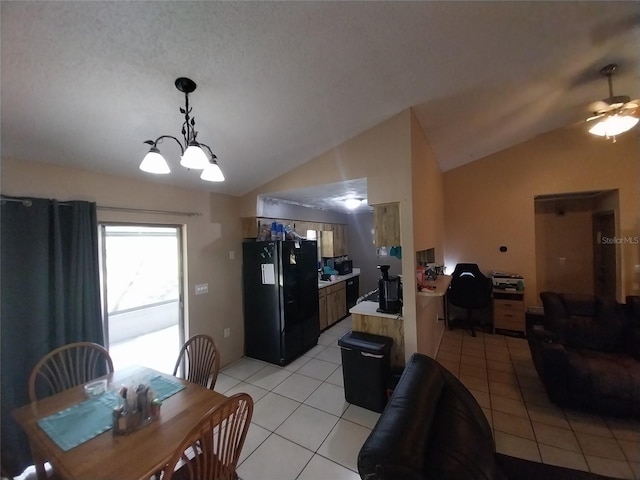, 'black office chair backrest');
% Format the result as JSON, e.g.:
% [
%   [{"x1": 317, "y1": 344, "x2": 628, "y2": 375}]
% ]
[{"x1": 448, "y1": 263, "x2": 492, "y2": 309}]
